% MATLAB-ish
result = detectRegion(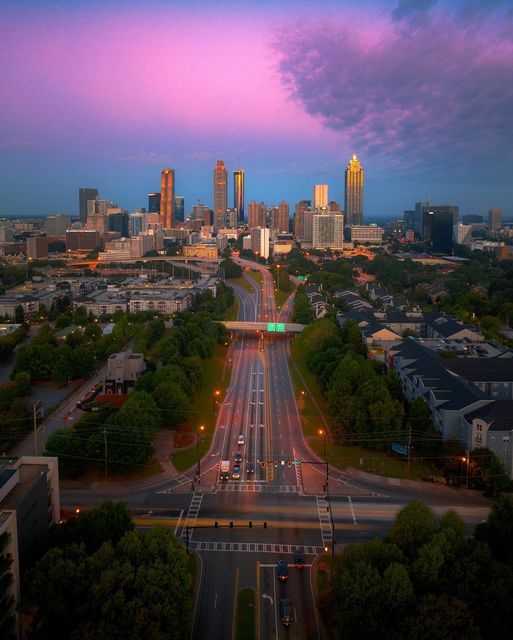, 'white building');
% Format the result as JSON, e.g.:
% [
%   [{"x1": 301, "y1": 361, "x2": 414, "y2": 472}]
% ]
[
  {"x1": 312, "y1": 184, "x2": 328, "y2": 209},
  {"x1": 453, "y1": 223, "x2": 472, "y2": 246},
  {"x1": 349, "y1": 224, "x2": 383, "y2": 244},
  {"x1": 312, "y1": 214, "x2": 344, "y2": 249},
  {"x1": 250, "y1": 227, "x2": 270, "y2": 259}
]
